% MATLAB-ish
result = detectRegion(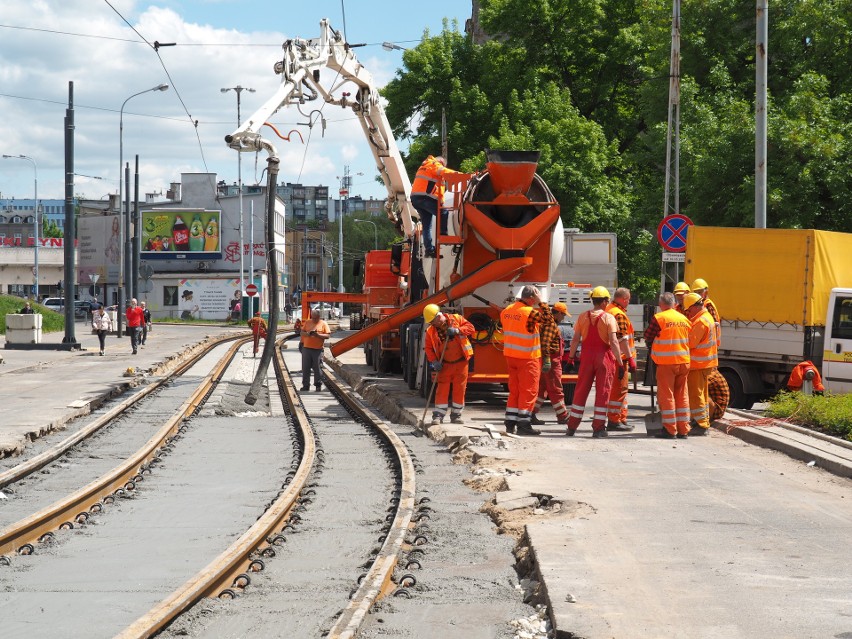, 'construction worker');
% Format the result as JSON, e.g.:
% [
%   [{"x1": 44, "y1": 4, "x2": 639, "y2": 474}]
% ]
[
  {"x1": 423, "y1": 304, "x2": 475, "y2": 425},
  {"x1": 500, "y1": 285, "x2": 545, "y2": 436},
  {"x1": 411, "y1": 155, "x2": 457, "y2": 258},
  {"x1": 565, "y1": 286, "x2": 622, "y2": 437},
  {"x1": 673, "y1": 281, "x2": 691, "y2": 314},
  {"x1": 691, "y1": 278, "x2": 721, "y2": 345},
  {"x1": 247, "y1": 311, "x2": 268, "y2": 358},
  {"x1": 683, "y1": 292, "x2": 718, "y2": 435},
  {"x1": 645, "y1": 292, "x2": 691, "y2": 439},
  {"x1": 707, "y1": 368, "x2": 730, "y2": 422},
  {"x1": 300, "y1": 308, "x2": 331, "y2": 391},
  {"x1": 606, "y1": 288, "x2": 637, "y2": 431},
  {"x1": 531, "y1": 302, "x2": 570, "y2": 425}
]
